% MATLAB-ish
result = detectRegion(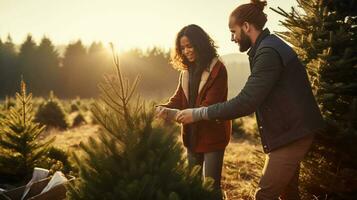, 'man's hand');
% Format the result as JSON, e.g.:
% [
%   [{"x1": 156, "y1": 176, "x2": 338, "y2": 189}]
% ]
[{"x1": 176, "y1": 109, "x2": 194, "y2": 124}]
